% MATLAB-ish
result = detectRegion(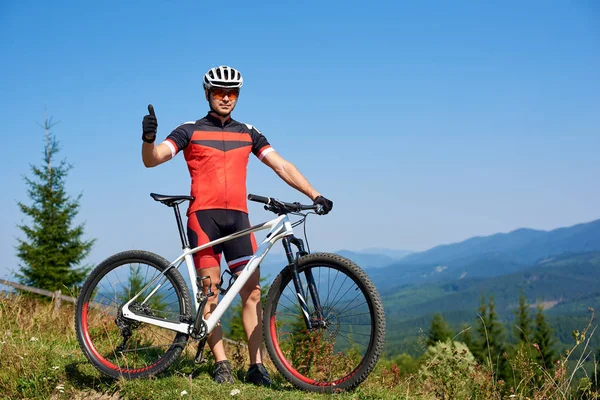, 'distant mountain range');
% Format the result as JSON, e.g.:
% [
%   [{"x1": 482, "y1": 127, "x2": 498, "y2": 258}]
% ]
[
  {"x1": 334, "y1": 249, "x2": 412, "y2": 269},
  {"x1": 258, "y1": 247, "x2": 412, "y2": 279},
  {"x1": 366, "y1": 218, "x2": 600, "y2": 293},
  {"x1": 259, "y1": 218, "x2": 600, "y2": 291},
  {"x1": 401, "y1": 218, "x2": 600, "y2": 266}
]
